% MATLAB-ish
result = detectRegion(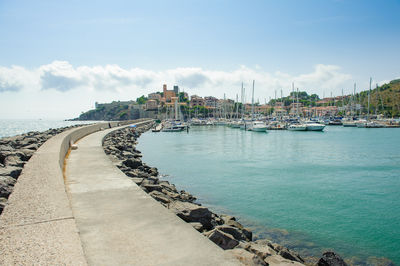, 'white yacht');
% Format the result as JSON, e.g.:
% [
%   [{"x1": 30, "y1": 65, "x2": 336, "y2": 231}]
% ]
[
  {"x1": 304, "y1": 121, "x2": 325, "y2": 131},
  {"x1": 287, "y1": 124, "x2": 307, "y2": 131},
  {"x1": 247, "y1": 121, "x2": 268, "y2": 132}
]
